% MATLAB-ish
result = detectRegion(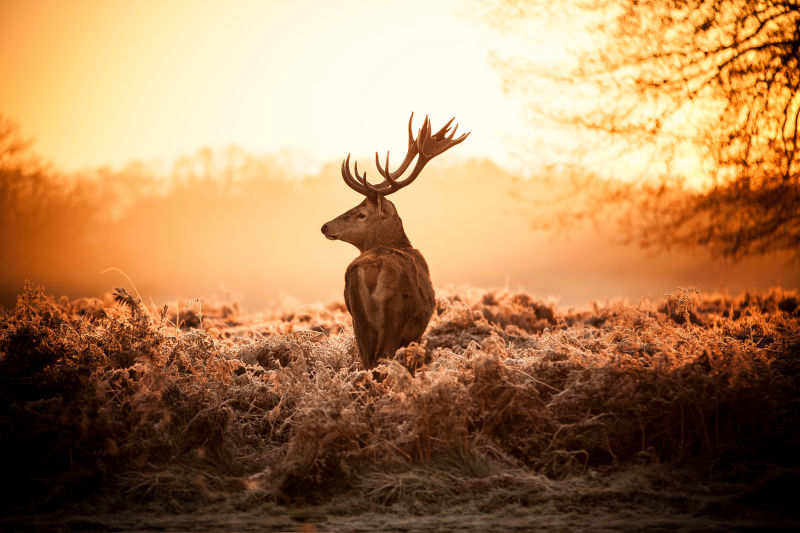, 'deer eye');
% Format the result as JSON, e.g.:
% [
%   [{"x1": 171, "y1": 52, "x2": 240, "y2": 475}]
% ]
[{"x1": 356, "y1": 213, "x2": 367, "y2": 219}]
